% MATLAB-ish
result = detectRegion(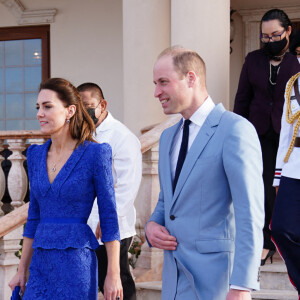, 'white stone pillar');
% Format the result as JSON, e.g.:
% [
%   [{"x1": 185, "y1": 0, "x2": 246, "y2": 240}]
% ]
[
  {"x1": 122, "y1": 0, "x2": 170, "y2": 135},
  {"x1": 171, "y1": 0, "x2": 231, "y2": 109},
  {"x1": 0, "y1": 227, "x2": 23, "y2": 300},
  {"x1": 7, "y1": 139, "x2": 28, "y2": 209},
  {"x1": 135, "y1": 145, "x2": 163, "y2": 269},
  {"x1": 0, "y1": 140, "x2": 5, "y2": 216}
]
